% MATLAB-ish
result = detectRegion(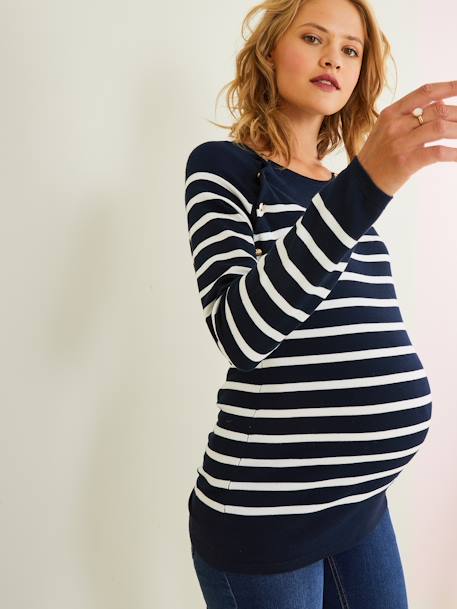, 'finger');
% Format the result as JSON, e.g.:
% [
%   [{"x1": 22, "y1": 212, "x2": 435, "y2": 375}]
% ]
[
  {"x1": 421, "y1": 100, "x2": 451, "y2": 123},
  {"x1": 391, "y1": 101, "x2": 451, "y2": 139},
  {"x1": 403, "y1": 100, "x2": 445, "y2": 128},
  {"x1": 406, "y1": 119, "x2": 457, "y2": 152},
  {"x1": 392, "y1": 80, "x2": 457, "y2": 116},
  {"x1": 397, "y1": 100, "x2": 457, "y2": 138},
  {"x1": 411, "y1": 145, "x2": 457, "y2": 173}
]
